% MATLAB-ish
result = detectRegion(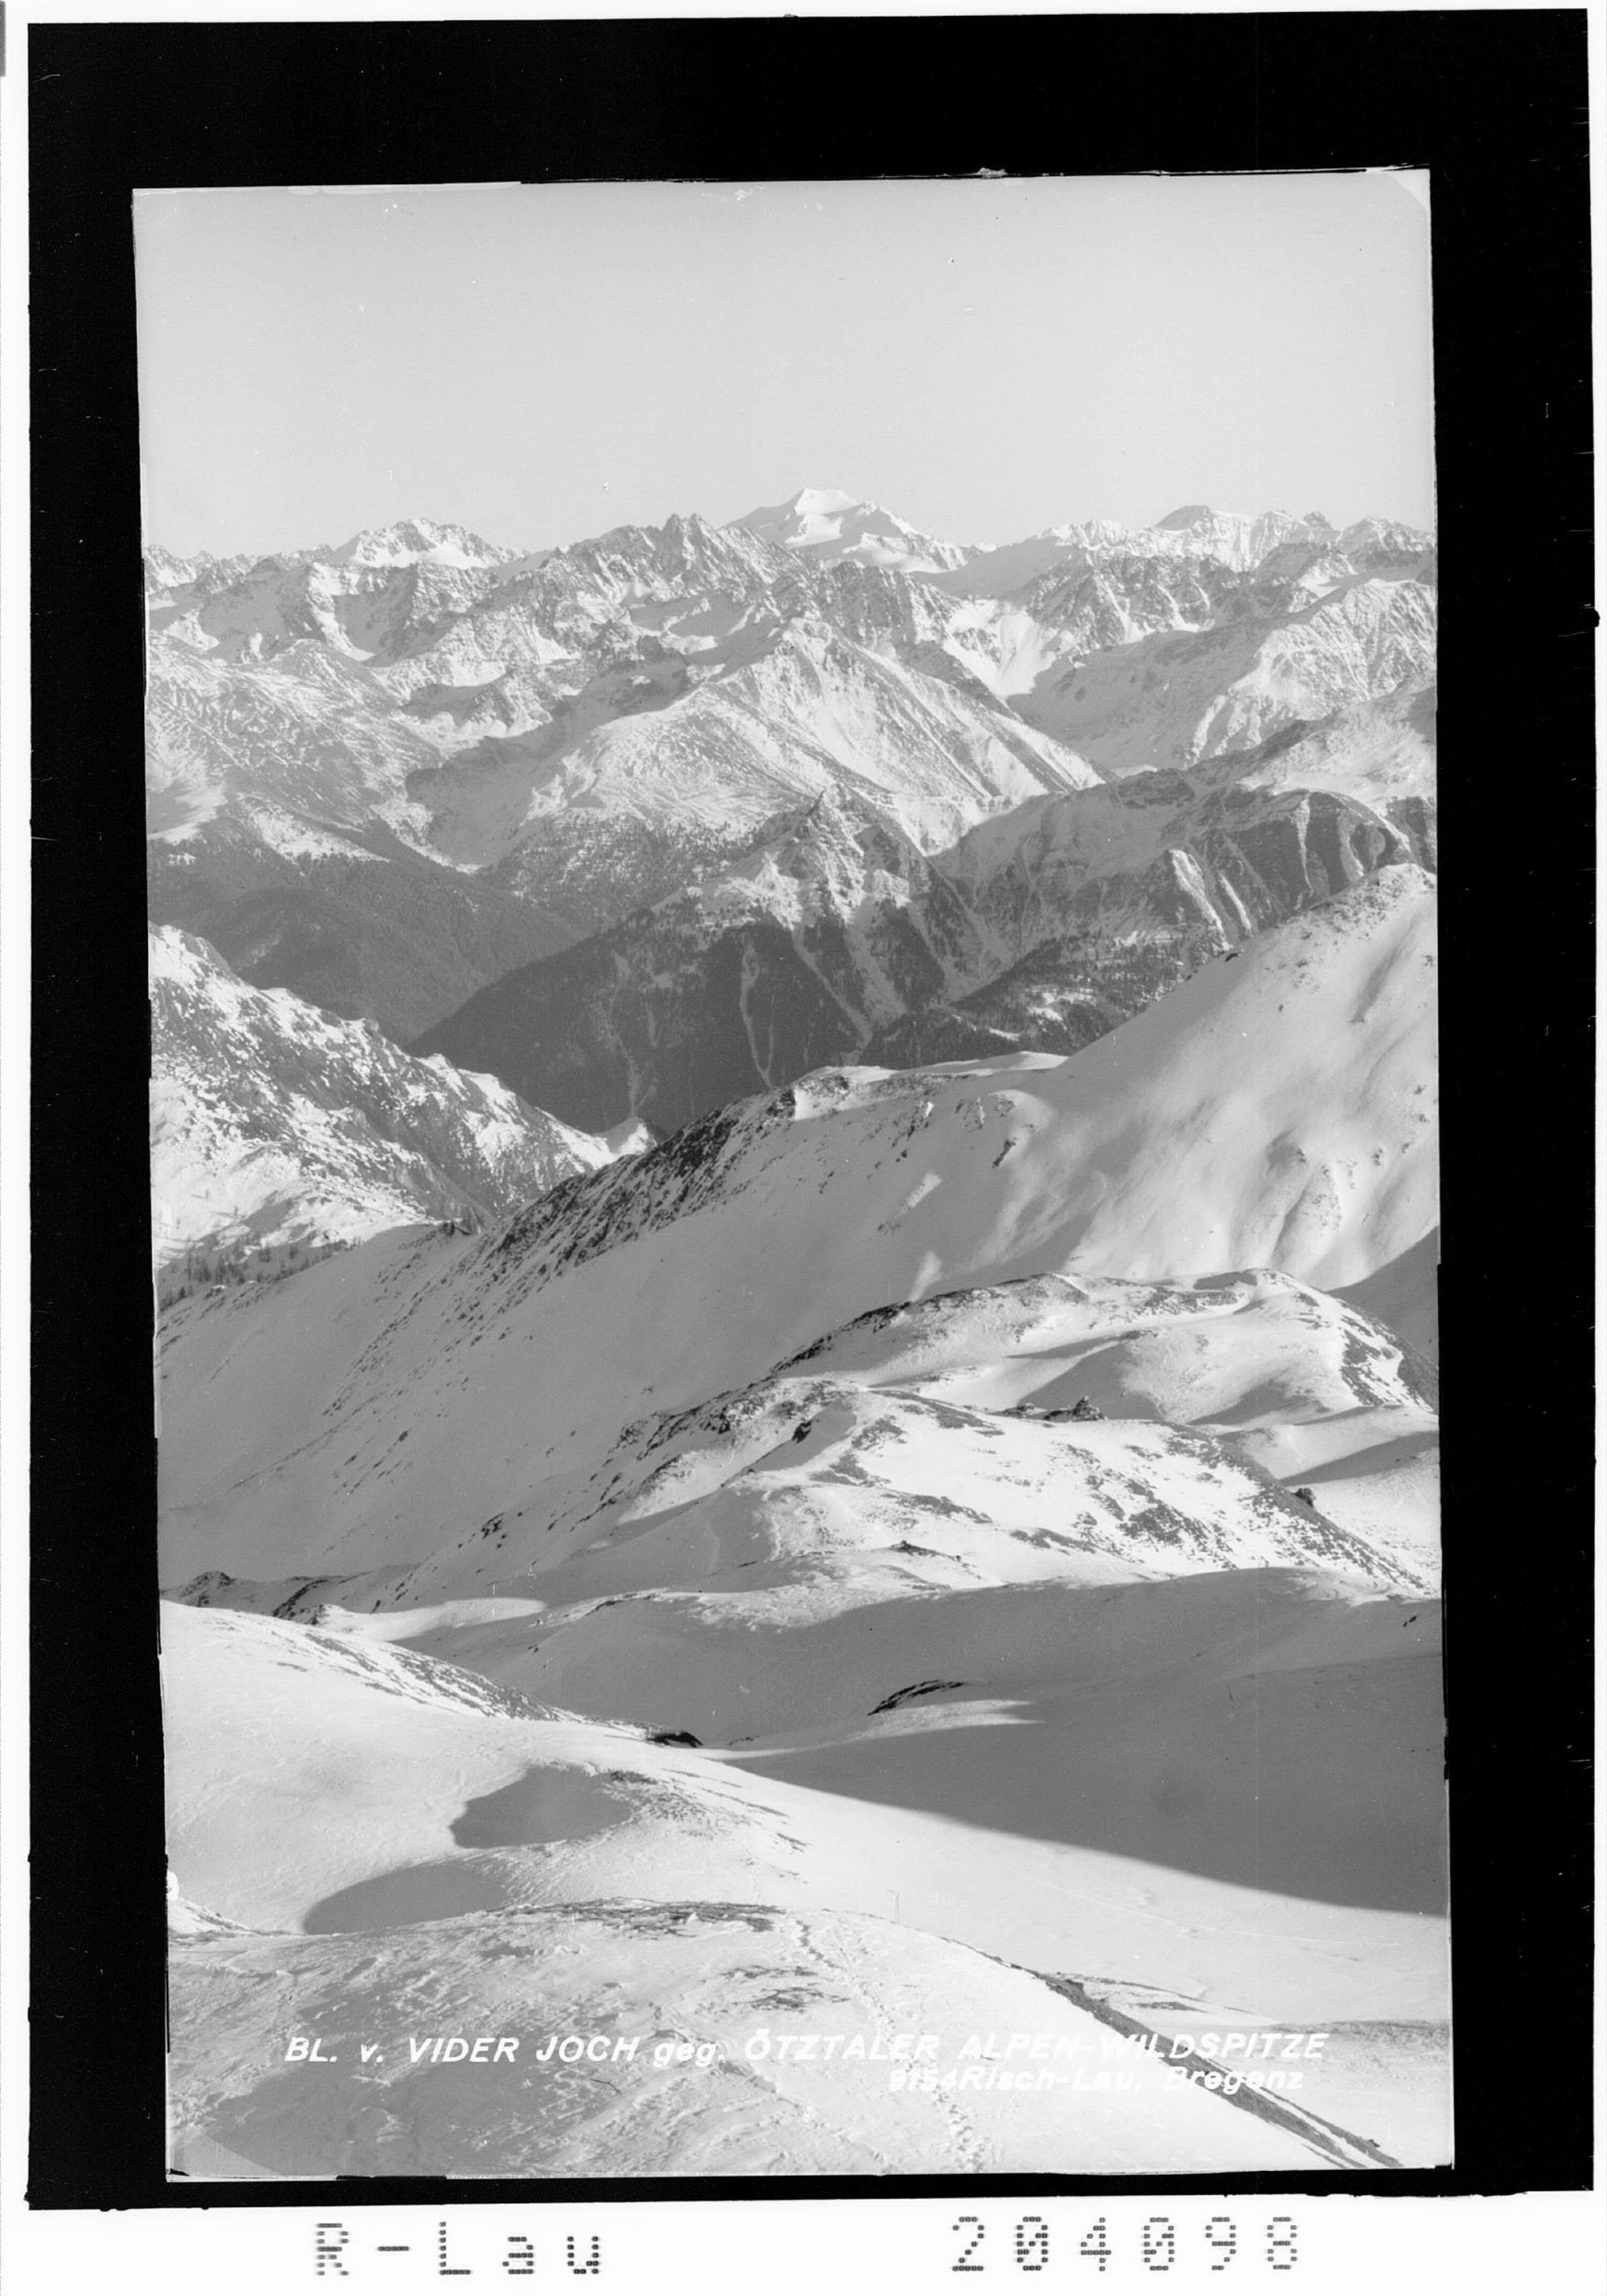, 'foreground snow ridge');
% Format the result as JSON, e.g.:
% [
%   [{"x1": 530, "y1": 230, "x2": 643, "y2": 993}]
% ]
[{"x1": 166, "y1": 1597, "x2": 1446, "y2": 2176}]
